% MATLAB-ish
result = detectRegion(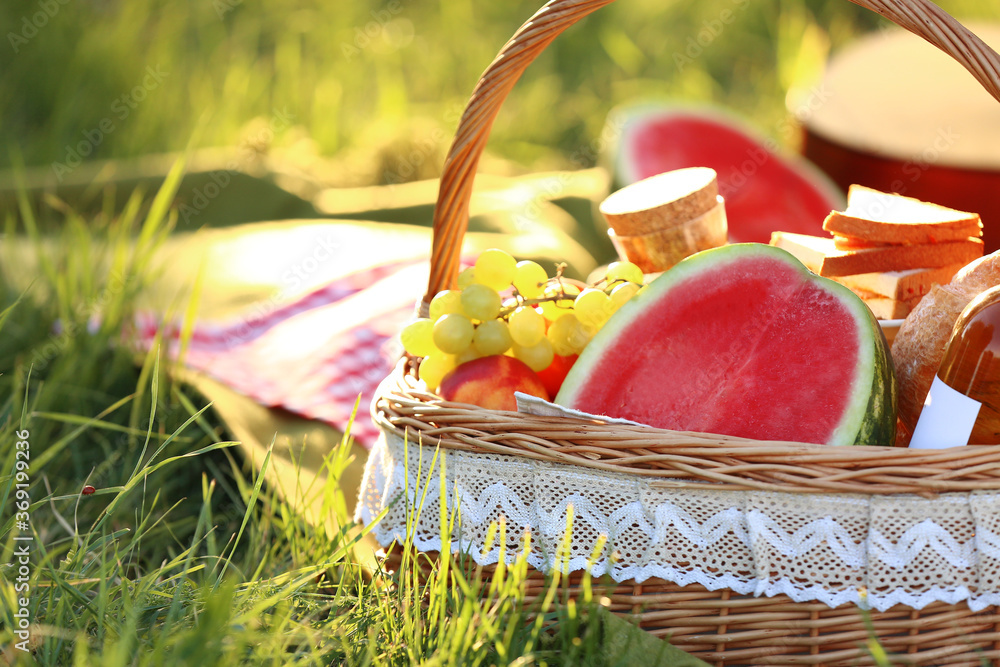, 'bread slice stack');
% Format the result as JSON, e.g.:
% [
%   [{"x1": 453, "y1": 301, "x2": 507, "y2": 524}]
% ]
[{"x1": 770, "y1": 185, "x2": 983, "y2": 319}]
